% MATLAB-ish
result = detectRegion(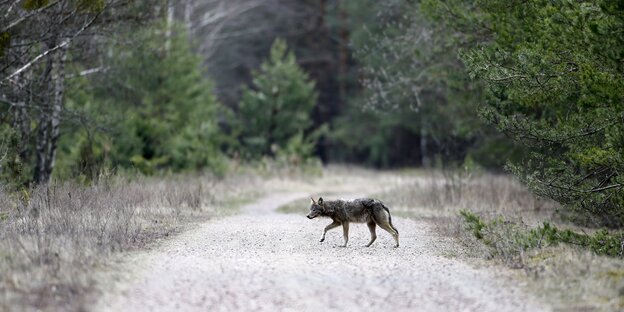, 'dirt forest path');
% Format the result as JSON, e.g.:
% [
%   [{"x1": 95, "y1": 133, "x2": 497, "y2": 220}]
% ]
[{"x1": 95, "y1": 192, "x2": 549, "y2": 312}]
